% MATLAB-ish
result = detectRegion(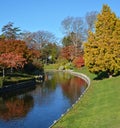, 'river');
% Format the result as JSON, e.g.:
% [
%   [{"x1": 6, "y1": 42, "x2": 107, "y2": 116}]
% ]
[{"x1": 0, "y1": 71, "x2": 87, "y2": 128}]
